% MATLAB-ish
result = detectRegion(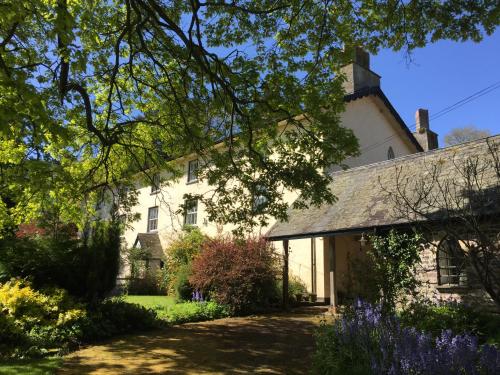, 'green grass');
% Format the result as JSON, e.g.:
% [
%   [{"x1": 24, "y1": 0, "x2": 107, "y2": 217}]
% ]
[
  {"x1": 0, "y1": 357, "x2": 62, "y2": 375},
  {"x1": 122, "y1": 295, "x2": 176, "y2": 310},
  {"x1": 121, "y1": 296, "x2": 229, "y2": 324}
]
